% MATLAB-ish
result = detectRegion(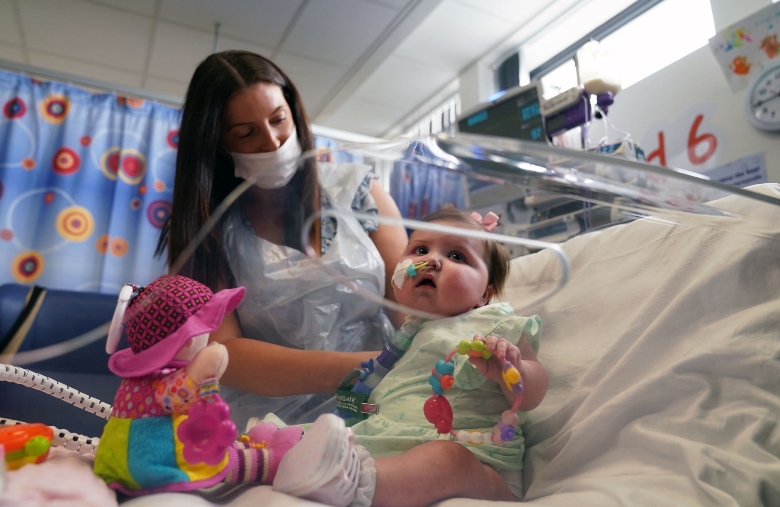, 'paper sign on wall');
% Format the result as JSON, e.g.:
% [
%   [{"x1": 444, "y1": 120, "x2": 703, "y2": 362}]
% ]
[
  {"x1": 641, "y1": 103, "x2": 725, "y2": 173},
  {"x1": 702, "y1": 152, "x2": 767, "y2": 187},
  {"x1": 709, "y1": 3, "x2": 780, "y2": 92}
]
